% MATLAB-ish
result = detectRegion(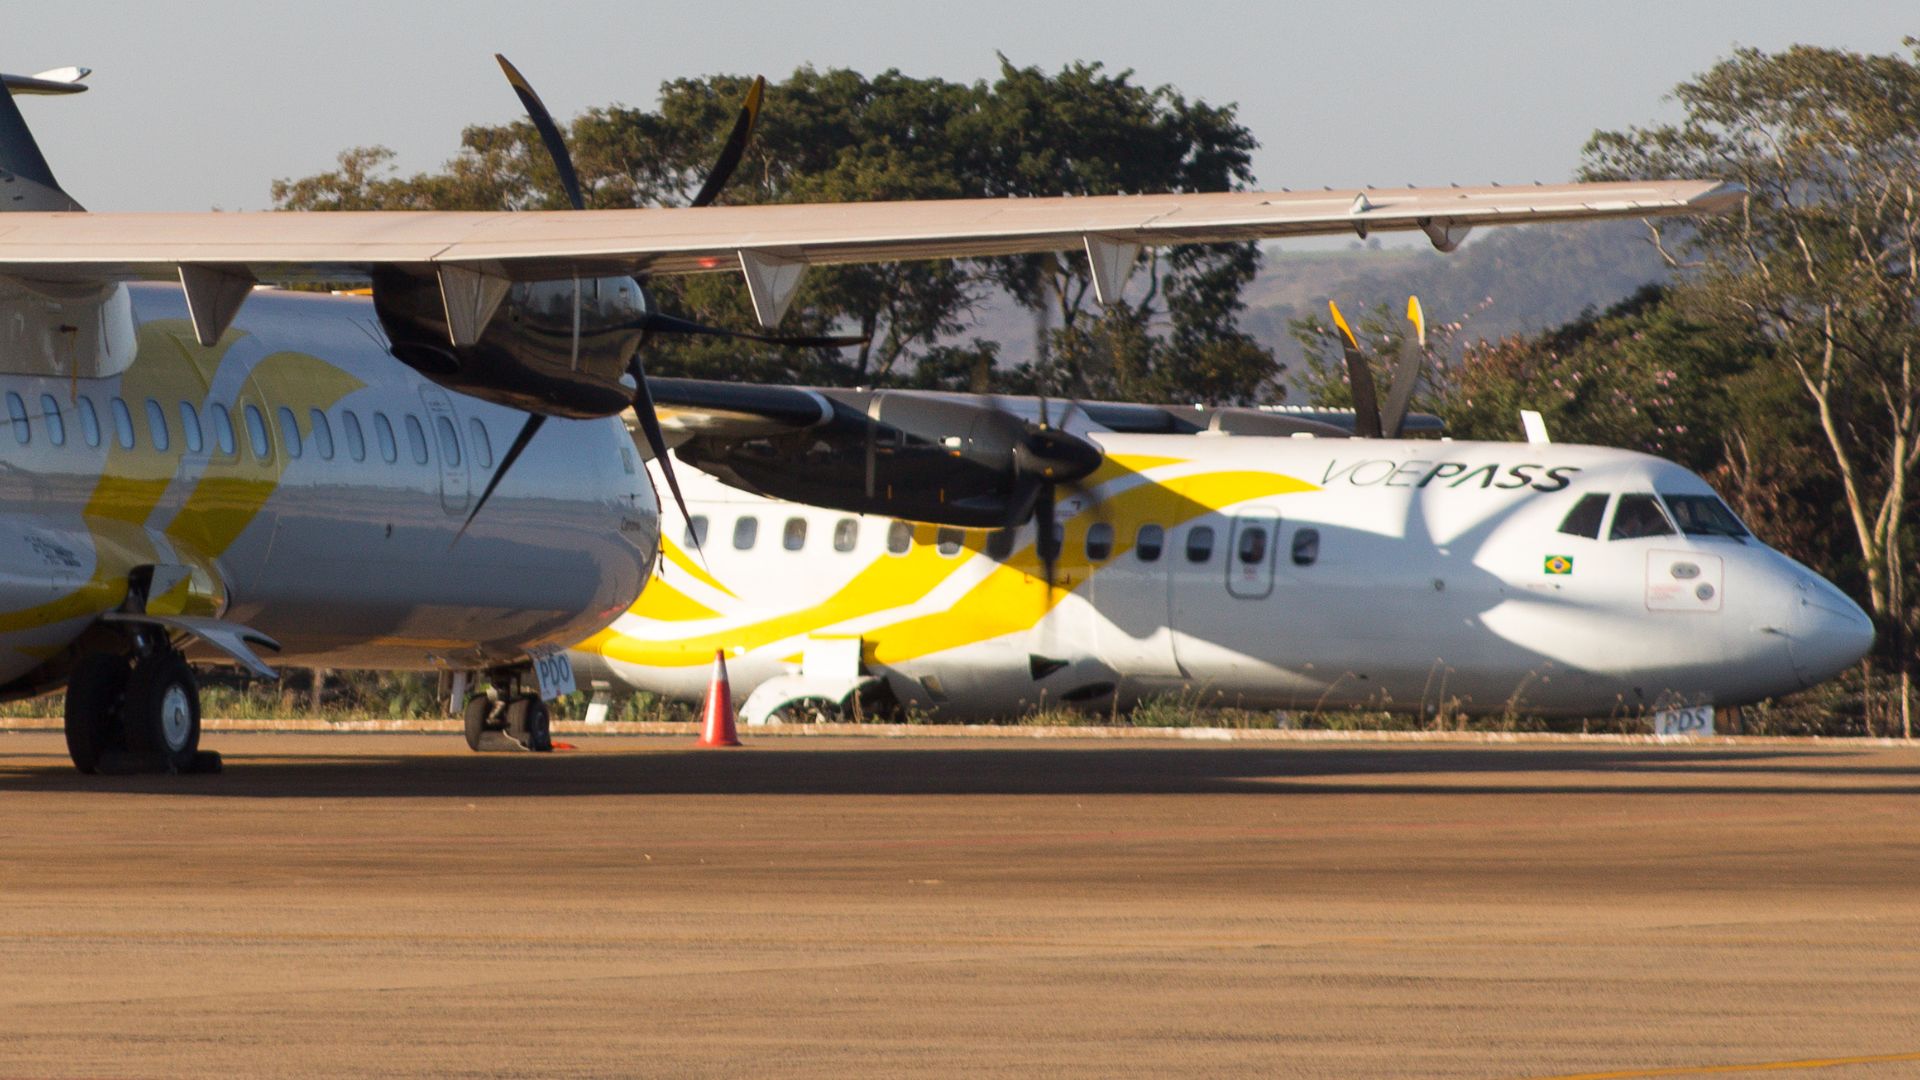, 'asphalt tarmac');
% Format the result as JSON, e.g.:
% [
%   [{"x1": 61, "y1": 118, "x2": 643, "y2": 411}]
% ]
[{"x1": 2, "y1": 732, "x2": 1918, "y2": 1079}]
